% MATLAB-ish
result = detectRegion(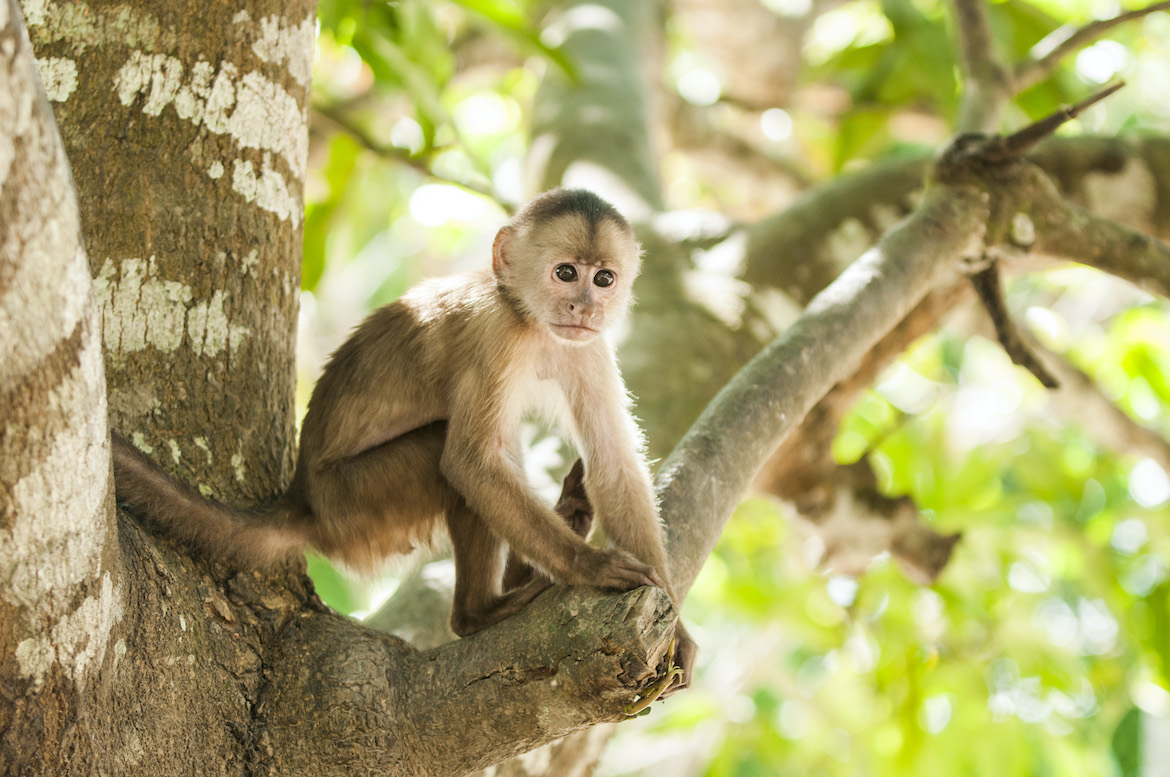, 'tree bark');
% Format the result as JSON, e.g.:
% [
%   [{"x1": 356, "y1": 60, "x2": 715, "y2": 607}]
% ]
[
  {"x1": 7, "y1": 0, "x2": 1170, "y2": 774},
  {"x1": 0, "y1": 0, "x2": 118, "y2": 768},
  {"x1": 30, "y1": 0, "x2": 312, "y2": 499}
]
